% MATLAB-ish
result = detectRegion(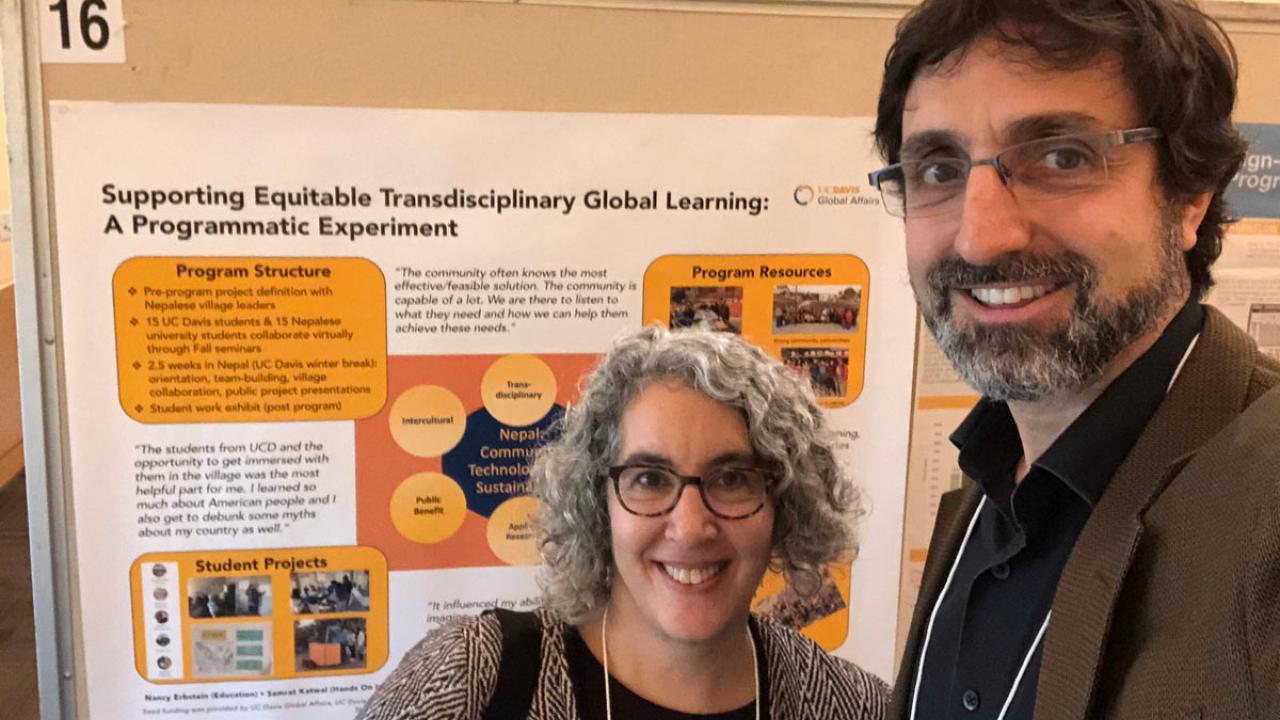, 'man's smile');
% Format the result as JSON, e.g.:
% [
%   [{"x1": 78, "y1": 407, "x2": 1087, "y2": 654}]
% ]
[{"x1": 964, "y1": 282, "x2": 1059, "y2": 307}]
